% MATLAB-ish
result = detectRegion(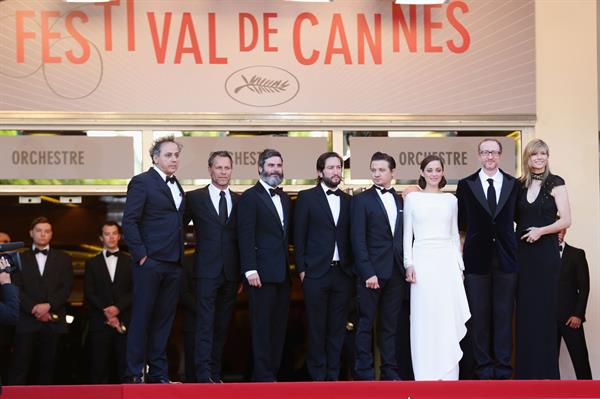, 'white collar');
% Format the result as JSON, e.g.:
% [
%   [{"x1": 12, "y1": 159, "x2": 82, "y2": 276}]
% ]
[
  {"x1": 153, "y1": 165, "x2": 174, "y2": 182},
  {"x1": 321, "y1": 182, "x2": 340, "y2": 194},
  {"x1": 209, "y1": 183, "x2": 229, "y2": 195},
  {"x1": 479, "y1": 168, "x2": 502, "y2": 183}
]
